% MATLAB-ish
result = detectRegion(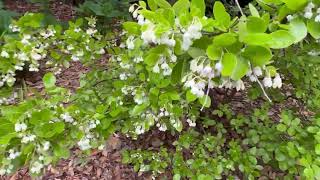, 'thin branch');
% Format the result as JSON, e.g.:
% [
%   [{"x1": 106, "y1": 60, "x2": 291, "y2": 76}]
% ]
[
  {"x1": 235, "y1": 0, "x2": 244, "y2": 16},
  {"x1": 254, "y1": 74, "x2": 272, "y2": 103}
]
